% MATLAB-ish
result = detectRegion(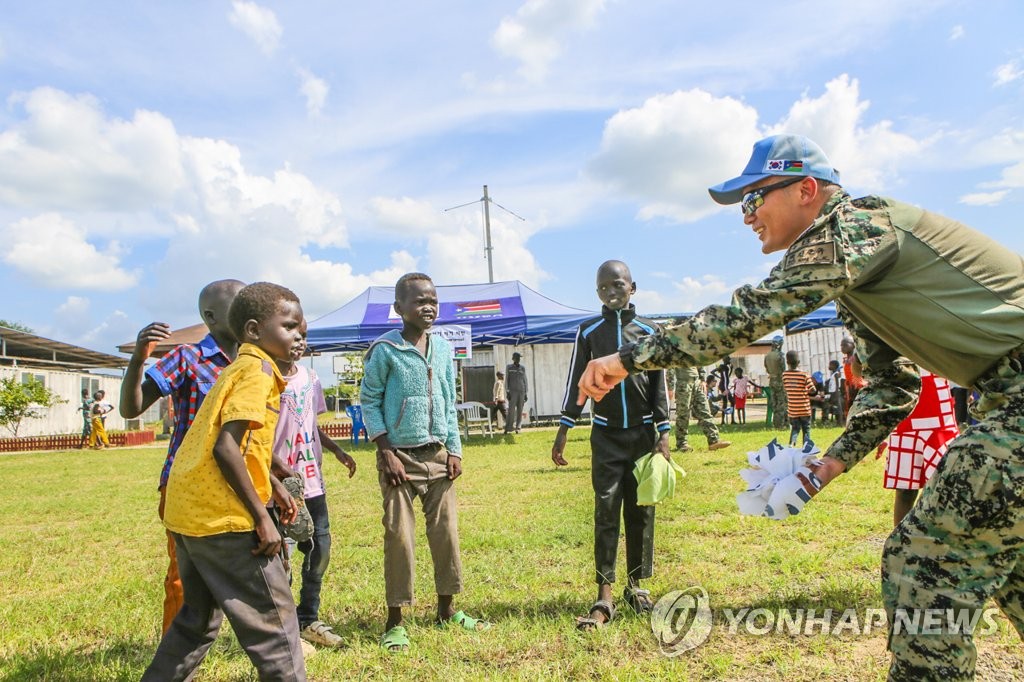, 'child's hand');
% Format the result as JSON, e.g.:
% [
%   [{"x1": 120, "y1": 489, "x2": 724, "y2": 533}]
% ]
[
  {"x1": 447, "y1": 454, "x2": 462, "y2": 480},
  {"x1": 134, "y1": 322, "x2": 171, "y2": 360},
  {"x1": 377, "y1": 448, "x2": 409, "y2": 487},
  {"x1": 654, "y1": 432, "x2": 672, "y2": 461},
  {"x1": 336, "y1": 451, "x2": 357, "y2": 478},
  {"x1": 253, "y1": 514, "x2": 284, "y2": 557},
  {"x1": 551, "y1": 428, "x2": 569, "y2": 467},
  {"x1": 270, "y1": 476, "x2": 298, "y2": 525}
]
